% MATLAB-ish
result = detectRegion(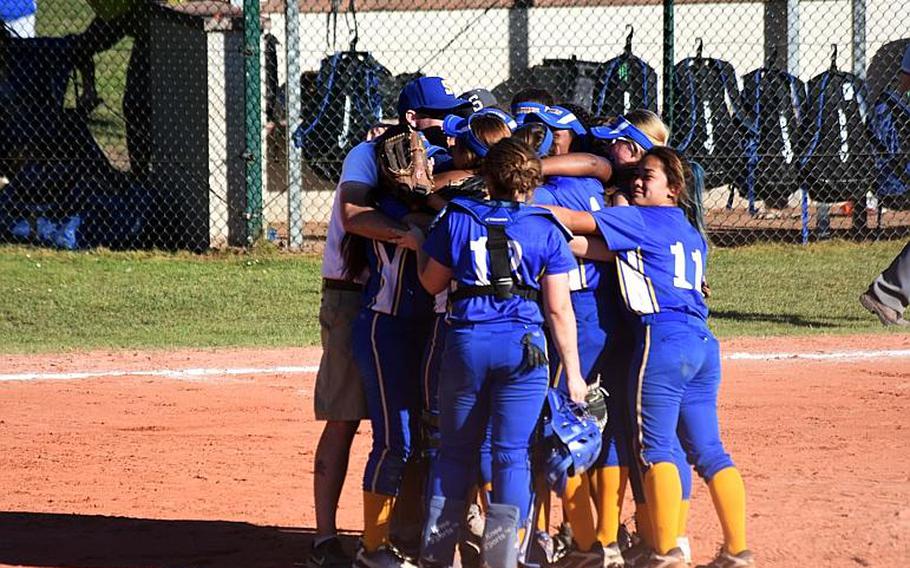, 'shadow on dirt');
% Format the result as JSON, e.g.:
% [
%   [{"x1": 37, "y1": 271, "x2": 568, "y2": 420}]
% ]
[{"x1": 0, "y1": 512, "x2": 361, "y2": 568}]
